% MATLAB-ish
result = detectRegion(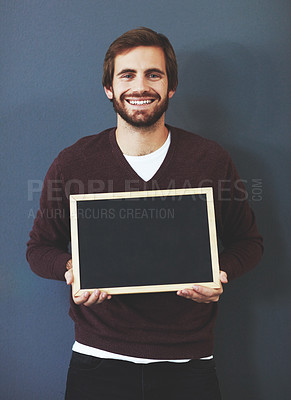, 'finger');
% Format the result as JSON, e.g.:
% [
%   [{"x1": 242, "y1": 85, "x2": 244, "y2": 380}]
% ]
[
  {"x1": 84, "y1": 290, "x2": 112, "y2": 306},
  {"x1": 74, "y1": 291, "x2": 91, "y2": 305},
  {"x1": 177, "y1": 288, "x2": 208, "y2": 302},
  {"x1": 74, "y1": 290, "x2": 112, "y2": 307},
  {"x1": 177, "y1": 289, "x2": 201, "y2": 301},
  {"x1": 177, "y1": 286, "x2": 221, "y2": 303},
  {"x1": 66, "y1": 259, "x2": 73, "y2": 270},
  {"x1": 65, "y1": 269, "x2": 74, "y2": 285},
  {"x1": 192, "y1": 285, "x2": 223, "y2": 298},
  {"x1": 96, "y1": 291, "x2": 112, "y2": 303},
  {"x1": 177, "y1": 290, "x2": 213, "y2": 303},
  {"x1": 83, "y1": 290, "x2": 103, "y2": 306},
  {"x1": 219, "y1": 270, "x2": 228, "y2": 284}
]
